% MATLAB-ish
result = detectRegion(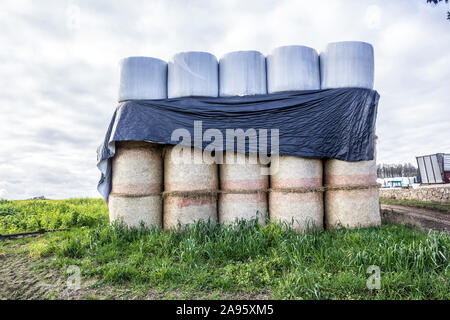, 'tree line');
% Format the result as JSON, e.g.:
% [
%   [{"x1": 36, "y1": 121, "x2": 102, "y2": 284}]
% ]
[{"x1": 377, "y1": 163, "x2": 419, "y2": 178}]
